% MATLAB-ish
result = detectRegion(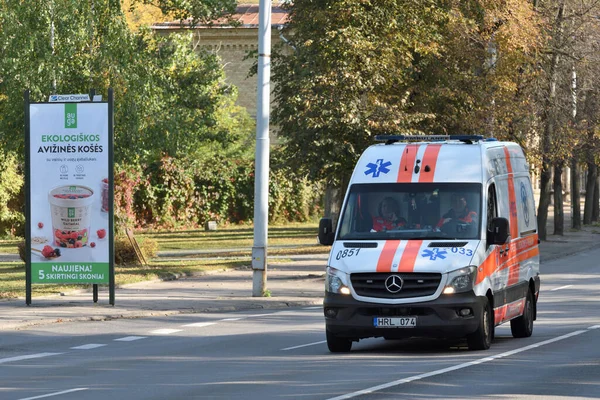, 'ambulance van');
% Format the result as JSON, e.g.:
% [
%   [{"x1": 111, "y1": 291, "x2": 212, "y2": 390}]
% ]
[{"x1": 318, "y1": 135, "x2": 540, "y2": 352}]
